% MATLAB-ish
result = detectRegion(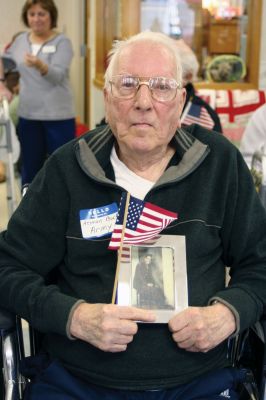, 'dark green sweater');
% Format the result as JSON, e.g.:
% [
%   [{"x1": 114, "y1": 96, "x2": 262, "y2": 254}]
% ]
[{"x1": 0, "y1": 124, "x2": 266, "y2": 390}]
